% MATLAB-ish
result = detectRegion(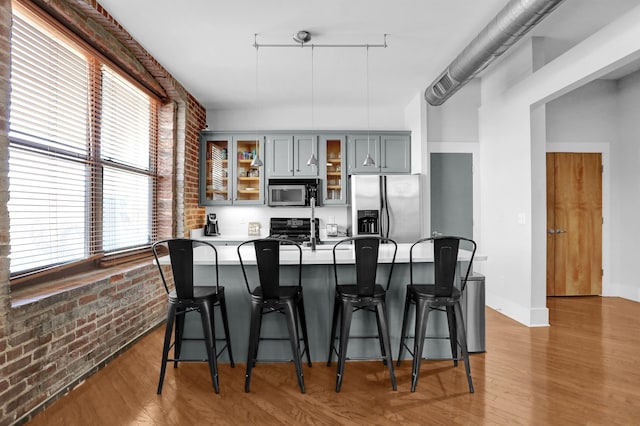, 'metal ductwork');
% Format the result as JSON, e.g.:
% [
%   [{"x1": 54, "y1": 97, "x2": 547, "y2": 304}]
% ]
[{"x1": 425, "y1": 0, "x2": 565, "y2": 106}]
